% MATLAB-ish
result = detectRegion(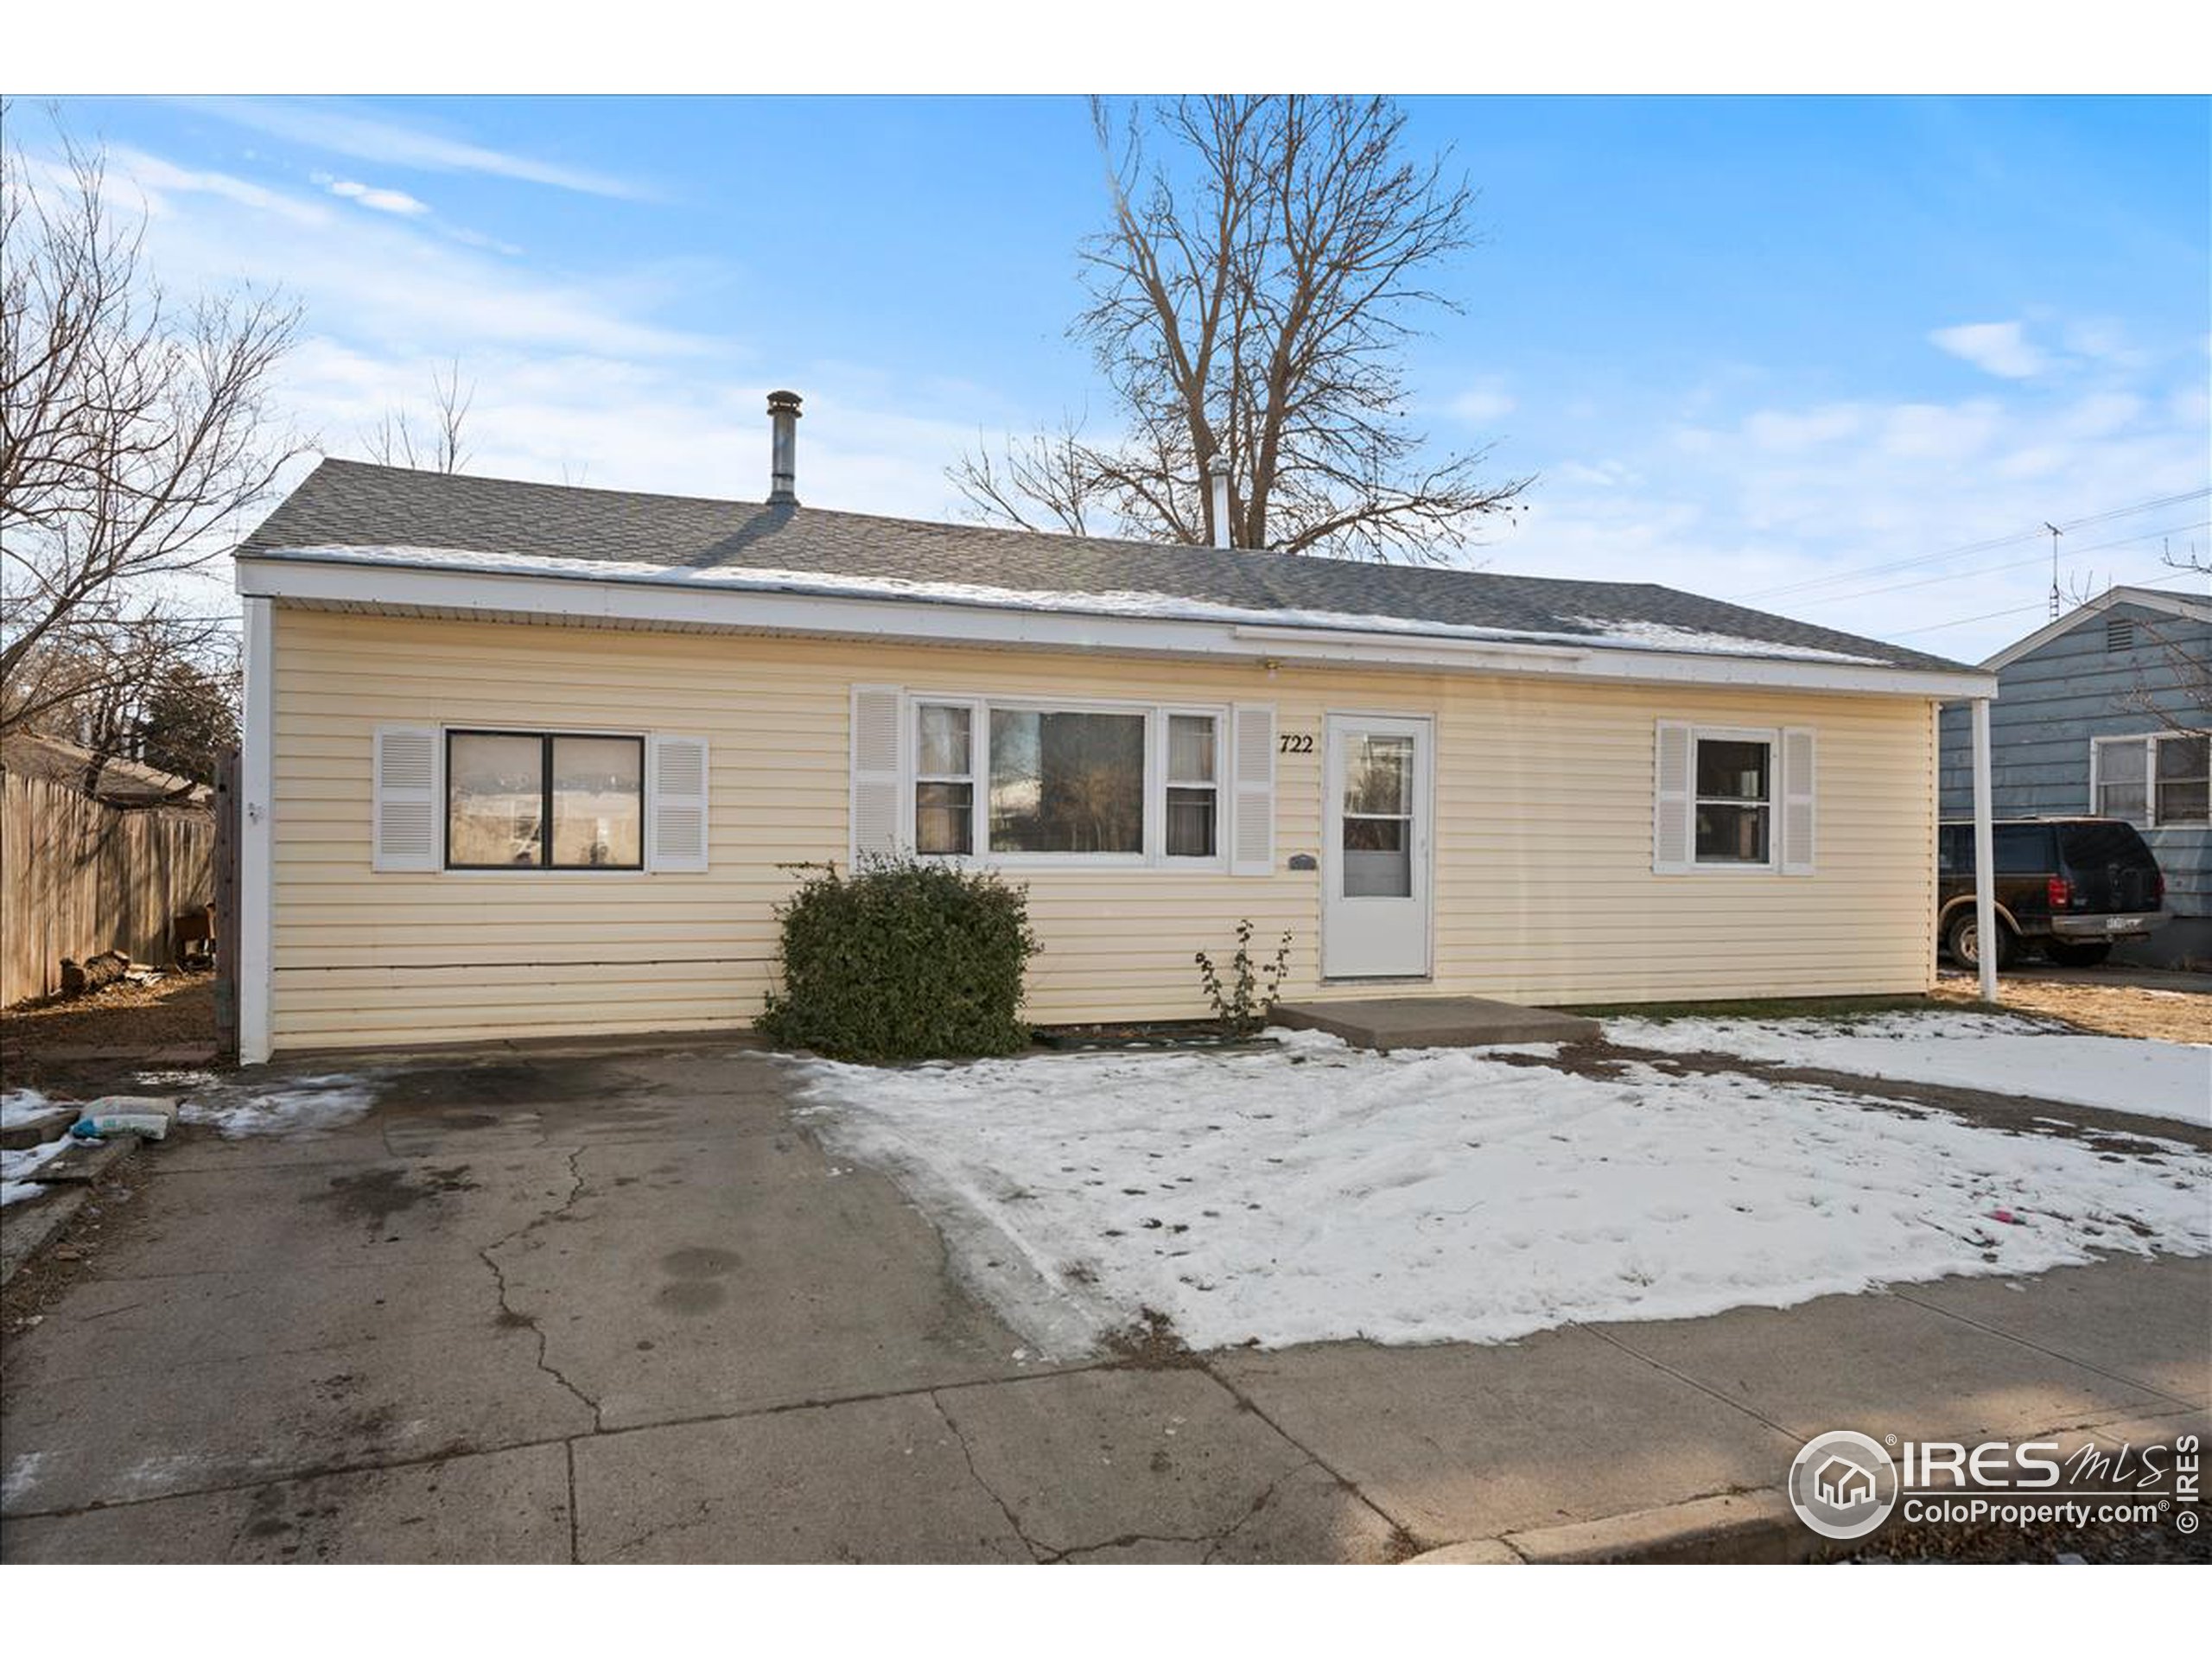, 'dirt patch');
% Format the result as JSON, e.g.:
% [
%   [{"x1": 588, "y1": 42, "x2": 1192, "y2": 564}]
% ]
[
  {"x1": 1104, "y1": 1306, "x2": 1199, "y2": 1369},
  {"x1": 3, "y1": 974, "x2": 216, "y2": 1068},
  {"x1": 1931, "y1": 976, "x2": 2210, "y2": 1044}
]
